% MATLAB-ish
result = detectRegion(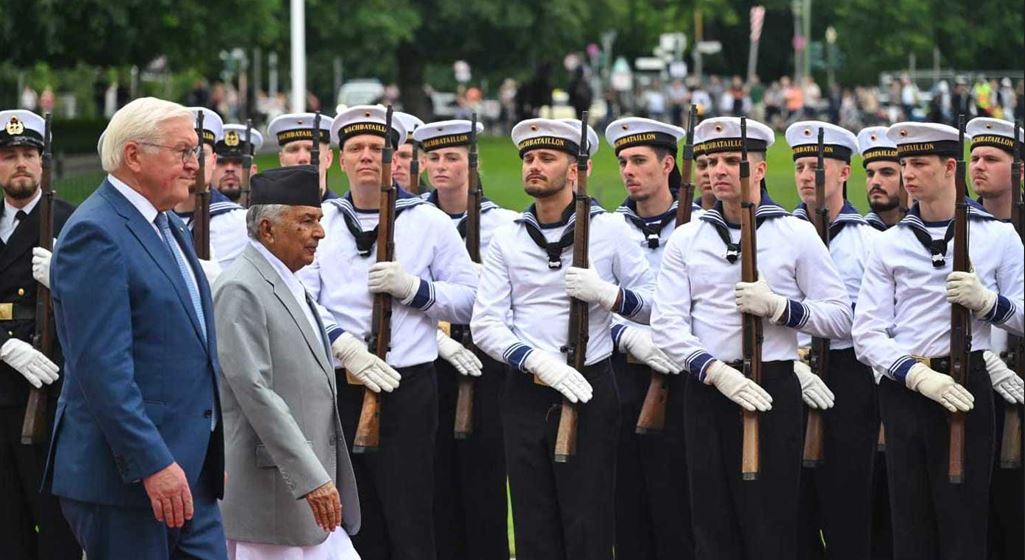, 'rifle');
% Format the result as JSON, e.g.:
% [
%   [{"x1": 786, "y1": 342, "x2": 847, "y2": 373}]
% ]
[
  {"x1": 192, "y1": 110, "x2": 211, "y2": 259},
  {"x1": 999, "y1": 120, "x2": 1023, "y2": 469},
  {"x1": 353, "y1": 106, "x2": 397, "y2": 453},
  {"x1": 802, "y1": 127, "x2": 830, "y2": 467},
  {"x1": 555, "y1": 113, "x2": 591, "y2": 463},
  {"x1": 410, "y1": 130, "x2": 423, "y2": 194},
  {"x1": 21, "y1": 113, "x2": 55, "y2": 444},
  {"x1": 454, "y1": 113, "x2": 481, "y2": 439},
  {"x1": 948, "y1": 114, "x2": 972, "y2": 484},
  {"x1": 239, "y1": 119, "x2": 254, "y2": 208},
  {"x1": 636, "y1": 104, "x2": 697, "y2": 434},
  {"x1": 739, "y1": 117, "x2": 764, "y2": 481},
  {"x1": 311, "y1": 111, "x2": 322, "y2": 186}
]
